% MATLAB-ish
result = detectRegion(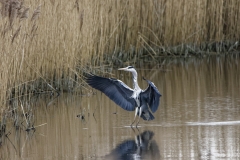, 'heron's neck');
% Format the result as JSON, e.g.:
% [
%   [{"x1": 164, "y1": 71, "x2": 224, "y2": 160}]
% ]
[{"x1": 132, "y1": 70, "x2": 140, "y2": 91}]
